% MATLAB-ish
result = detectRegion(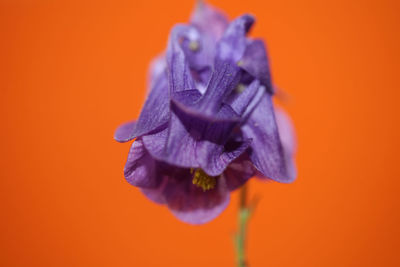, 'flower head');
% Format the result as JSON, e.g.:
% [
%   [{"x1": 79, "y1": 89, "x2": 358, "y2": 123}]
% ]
[{"x1": 114, "y1": 2, "x2": 296, "y2": 224}]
